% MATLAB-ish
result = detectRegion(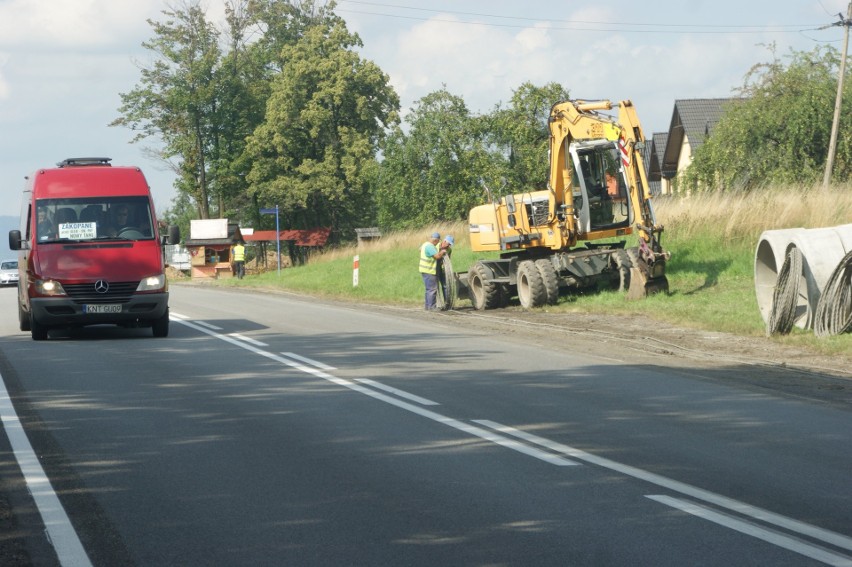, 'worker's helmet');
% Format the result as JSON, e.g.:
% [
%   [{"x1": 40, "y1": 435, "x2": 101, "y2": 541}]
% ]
[{"x1": 444, "y1": 235, "x2": 454, "y2": 246}]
